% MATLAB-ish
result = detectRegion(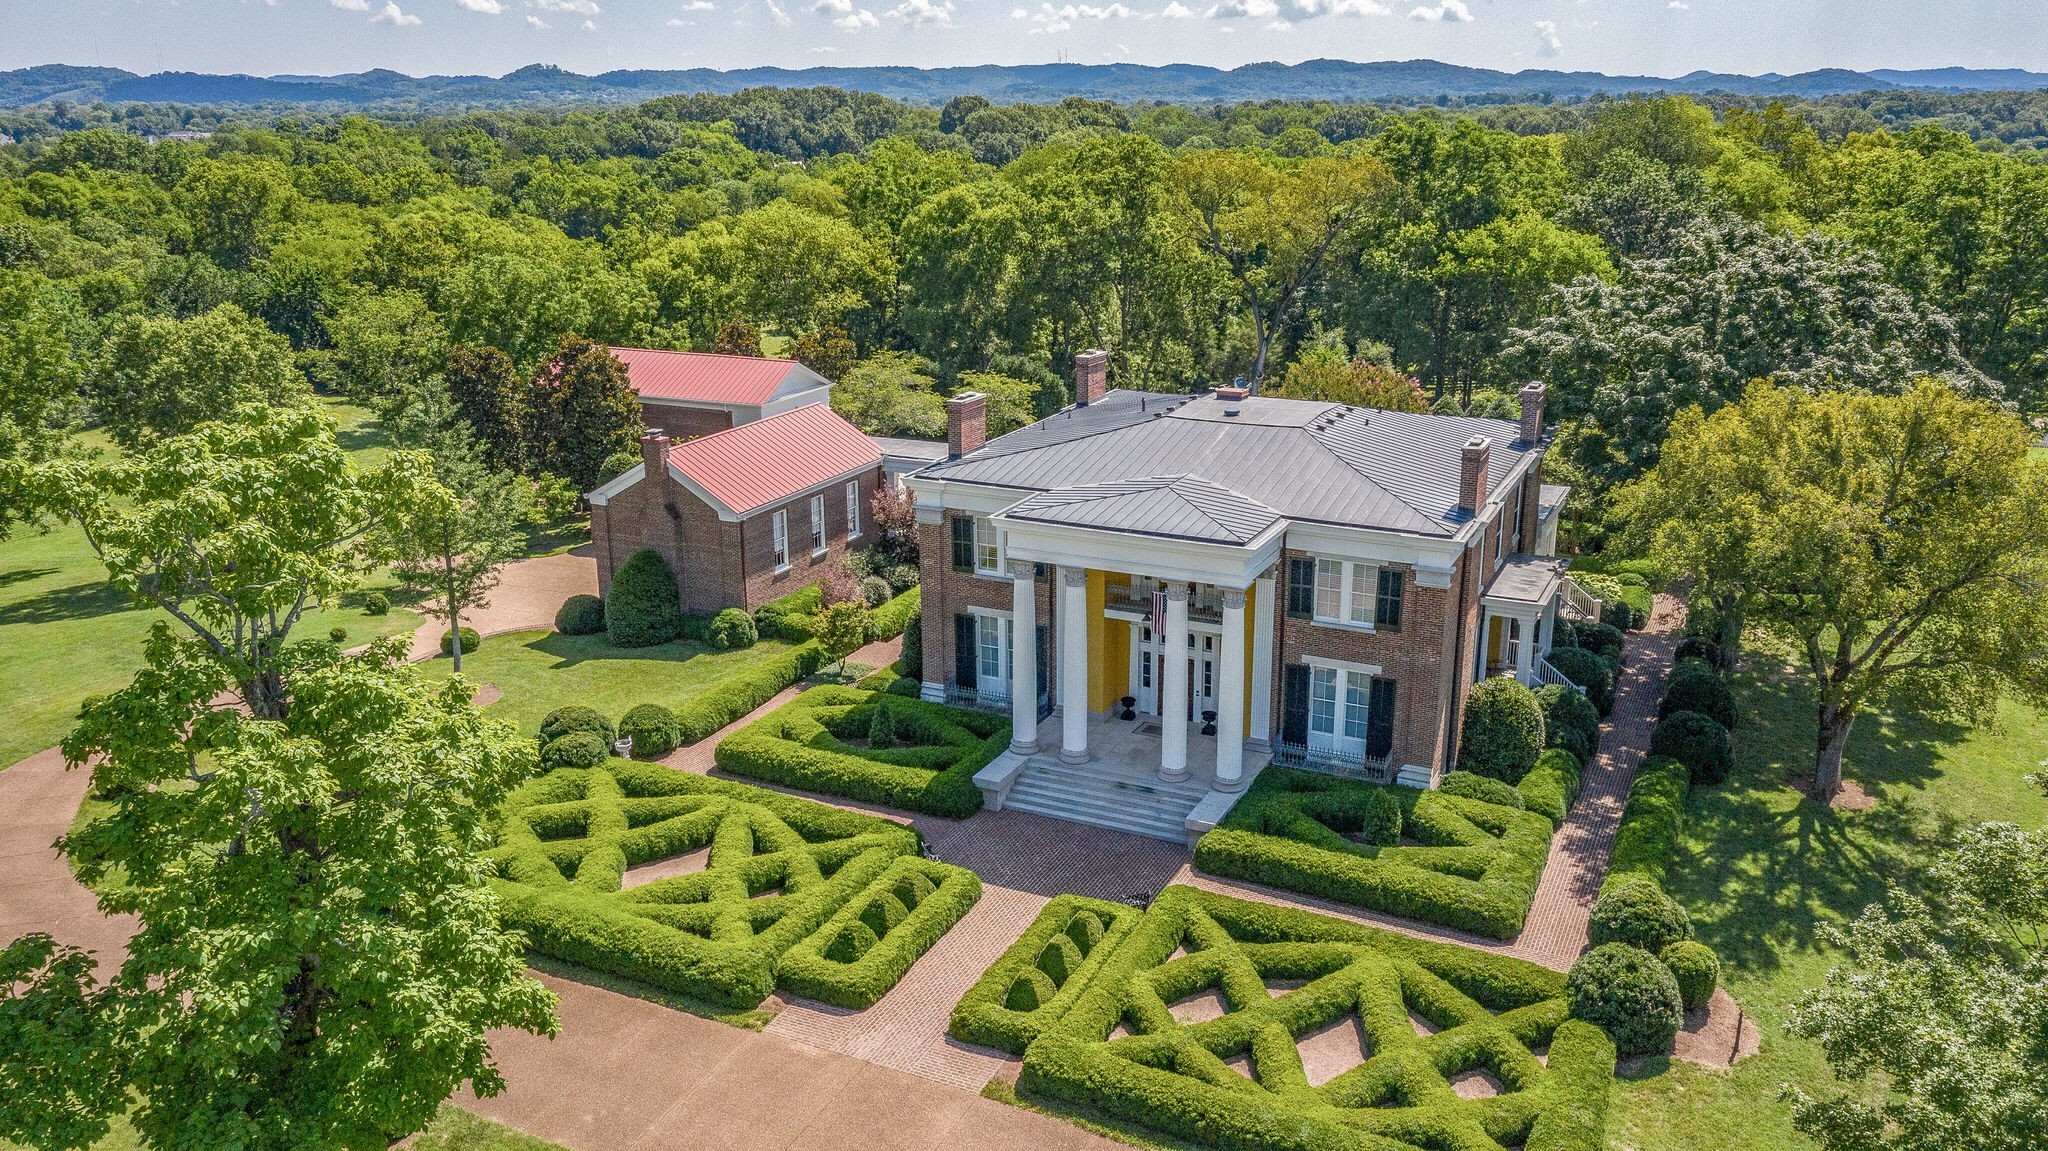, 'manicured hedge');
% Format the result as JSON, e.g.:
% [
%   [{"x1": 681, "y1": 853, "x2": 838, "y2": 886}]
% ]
[
  {"x1": 541, "y1": 706, "x2": 615, "y2": 745},
  {"x1": 1659, "y1": 659, "x2": 1738, "y2": 730},
  {"x1": 867, "y1": 585, "x2": 921, "y2": 641},
  {"x1": 606, "y1": 549, "x2": 684, "y2": 648},
  {"x1": 1457, "y1": 675, "x2": 1546, "y2": 782},
  {"x1": 441, "y1": 626, "x2": 482, "y2": 656},
  {"x1": 673, "y1": 641, "x2": 829, "y2": 745},
  {"x1": 1588, "y1": 876, "x2": 1692, "y2": 953},
  {"x1": 1567, "y1": 943, "x2": 1682, "y2": 1056},
  {"x1": 1650, "y1": 710, "x2": 1734, "y2": 785},
  {"x1": 1546, "y1": 646, "x2": 1617, "y2": 717},
  {"x1": 1536, "y1": 682, "x2": 1601, "y2": 763},
  {"x1": 1193, "y1": 768, "x2": 1557, "y2": 940},
  {"x1": 1516, "y1": 748, "x2": 1584, "y2": 826},
  {"x1": 1439, "y1": 770, "x2": 1526, "y2": 811},
  {"x1": 485, "y1": 760, "x2": 976, "y2": 1009},
  {"x1": 754, "y1": 584, "x2": 823, "y2": 644},
  {"x1": 618, "y1": 703, "x2": 682, "y2": 758},
  {"x1": 950, "y1": 895, "x2": 1142, "y2": 1054},
  {"x1": 776, "y1": 857, "x2": 982, "y2": 1008},
  {"x1": 1019, "y1": 885, "x2": 1614, "y2": 1151},
  {"x1": 707, "y1": 607, "x2": 757, "y2": 651},
  {"x1": 1602, "y1": 756, "x2": 1689, "y2": 895},
  {"x1": 715, "y1": 683, "x2": 1008, "y2": 817},
  {"x1": 541, "y1": 730, "x2": 607, "y2": 769},
  {"x1": 1660, "y1": 940, "x2": 1721, "y2": 1011},
  {"x1": 554, "y1": 594, "x2": 606, "y2": 636}
]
